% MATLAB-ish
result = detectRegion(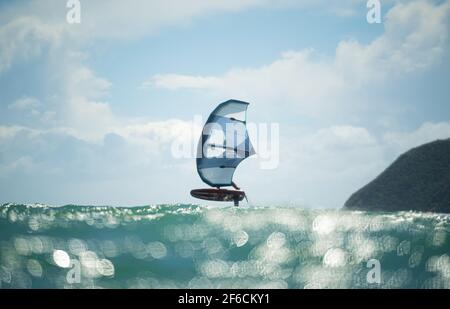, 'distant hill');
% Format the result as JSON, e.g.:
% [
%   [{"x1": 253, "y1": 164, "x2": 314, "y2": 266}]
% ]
[{"x1": 344, "y1": 138, "x2": 450, "y2": 213}]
